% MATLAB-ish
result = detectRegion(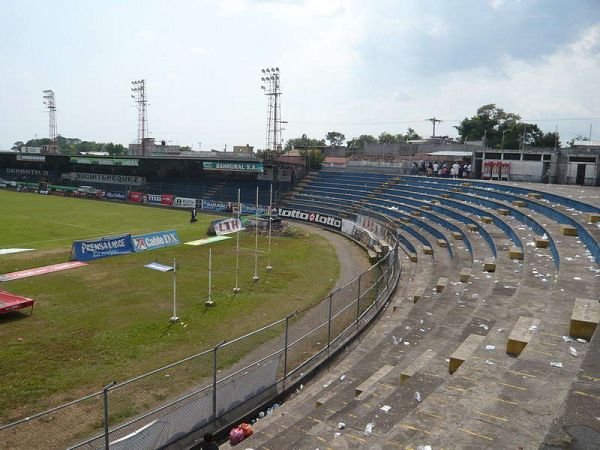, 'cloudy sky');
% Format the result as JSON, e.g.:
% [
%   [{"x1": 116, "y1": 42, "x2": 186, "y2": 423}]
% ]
[{"x1": 1, "y1": 0, "x2": 600, "y2": 150}]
